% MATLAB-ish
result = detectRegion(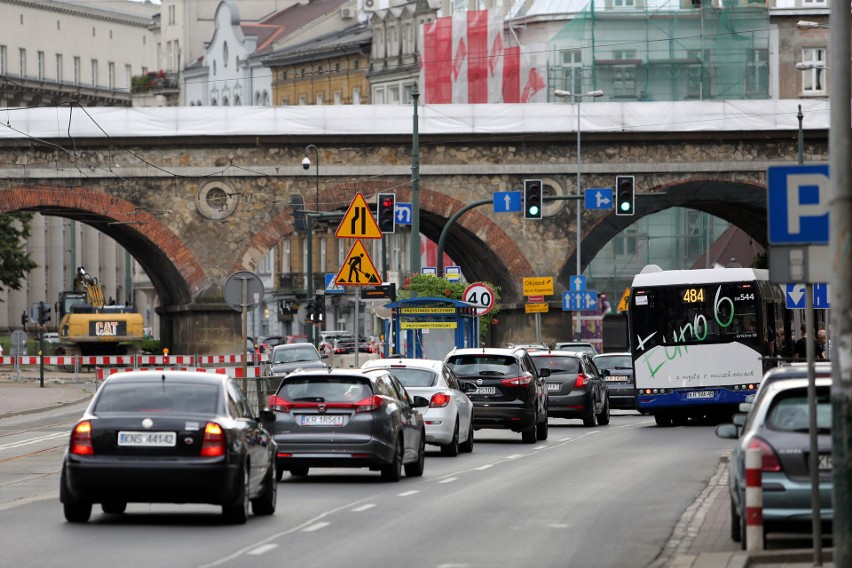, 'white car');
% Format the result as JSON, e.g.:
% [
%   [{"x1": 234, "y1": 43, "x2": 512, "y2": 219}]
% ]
[{"x1": 362, "y1": 358, "x2": 474, "y2": 456}]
